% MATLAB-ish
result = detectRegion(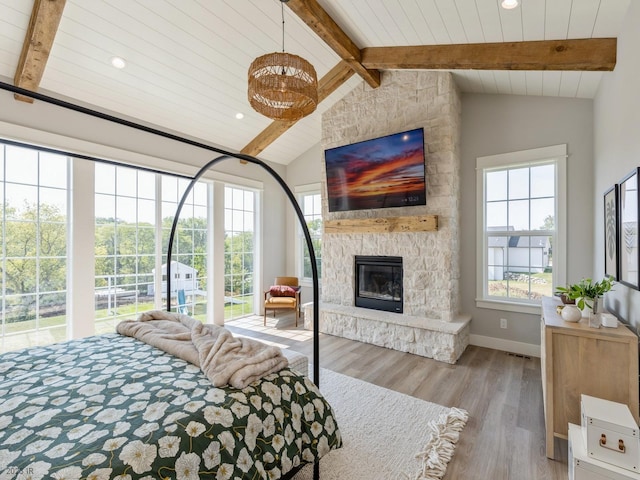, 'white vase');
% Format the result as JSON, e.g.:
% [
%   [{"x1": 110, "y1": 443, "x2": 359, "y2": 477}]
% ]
[{"x1": 561, "y1": 305, "x2": 582, "y2": 322}]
